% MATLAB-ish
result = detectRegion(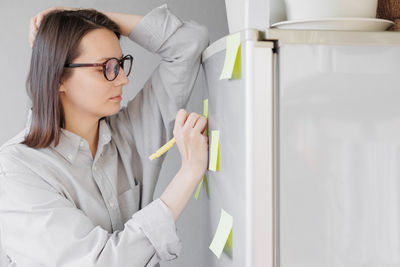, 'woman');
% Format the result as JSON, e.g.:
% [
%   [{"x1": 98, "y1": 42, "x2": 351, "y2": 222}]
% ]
[{"x1": 0, "y1": 4, "x2": 209, "y2": 267}]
